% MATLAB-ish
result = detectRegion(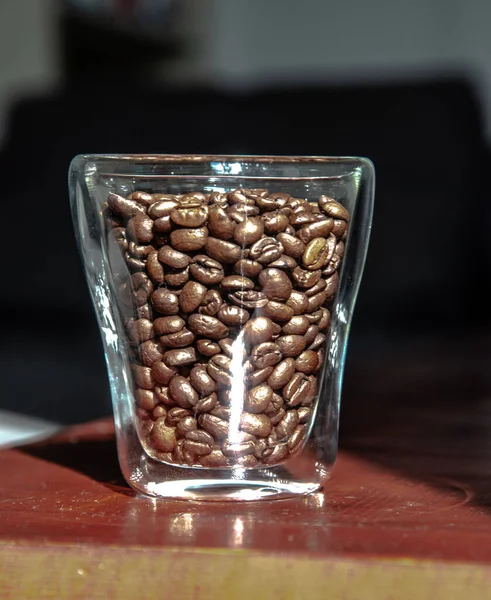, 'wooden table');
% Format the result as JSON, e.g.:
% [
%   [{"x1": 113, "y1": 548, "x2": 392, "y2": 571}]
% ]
[{"x1": 2, "y1": 334, "x2": 491, "y2": 599}]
